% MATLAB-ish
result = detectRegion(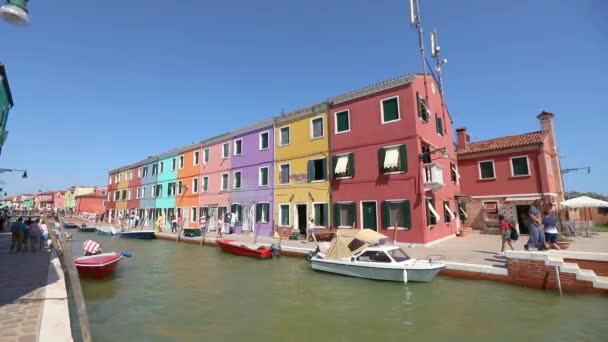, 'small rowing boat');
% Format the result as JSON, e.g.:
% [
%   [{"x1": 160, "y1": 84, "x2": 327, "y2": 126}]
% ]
[
  {"x1": 216, "y1": 238, "x2": 273, "y2": 259},
  {"x1": 119, "y1": 230, "x2": 156, "y2": 240},
  {"x1": 74, "y1": 252, "x2": 122, "y2": 279},
  {"x1": 79, "y1": 226, "x2": 96, "y2": 233}
]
